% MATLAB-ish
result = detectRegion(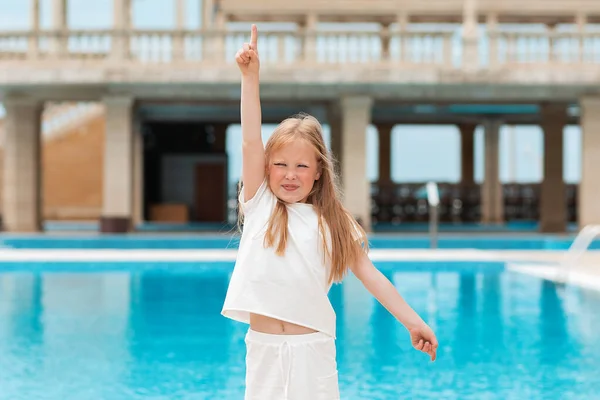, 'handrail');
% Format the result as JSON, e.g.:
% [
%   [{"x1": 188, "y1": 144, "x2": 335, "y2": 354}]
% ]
[
  {"x1": 557, "y1": 224, "x2": 600, "y2": 284},
  {"x1": 1, "y1": 28, "x2": 599, "y2": 68},
  {"x1": 426, "y1": 182, "x2": 440, "y2": 249}
]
